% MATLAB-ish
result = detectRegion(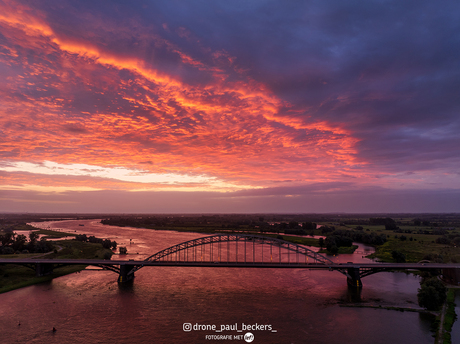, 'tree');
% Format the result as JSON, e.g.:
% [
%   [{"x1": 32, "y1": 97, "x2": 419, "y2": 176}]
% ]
[
  {"x1": 35, "y1": 237, "x2": 54, "y2": 253},
  {"x1": 436, "y1": 236, "x2": 451, "y2": 245},
  {"x1": 12, "y1": 234, "x2": 27, "y2": 251},
  {"x1": 329, "y1": 245, "x2": 338, "y2": 255},
  {"x1": 27, "y1": 231, "x2": 40, "y2": 251},
  {"x1": 2, "y1": 246, "x2": 14, "y2": 254},
  {"x1": 29, "y1": 231, "x2": 39, "y2": 243},
  {"x1": 385, "y1": 223, "x2": 398, "y2": 231},
  {"x1": 325, "y1": 237, "x2": 336, "y2": 252},
  {"x1": 391, "y1": 250, "x2": 406, "y2": 263},
  {"x1": 102, "y1": 239, "x2": 113, "y2": 249},
  {"x1": 318, "y1": 237, "x2": 324, "y2": 249},
  {"x1": 417, "y1": 278, "x2": 447, "y2": 311},
  {"x1": 75, "y1": 234, "x2": 88, "y2": 242},
  {"x1": 288, "y1": 221, "x2": 298, "y2": 229},
  {"x1": 303, "y1": 222, "x2": 316, "y2": 230},
  {"x1": 1, "y1": 231, "x2": 15, "y2": 246}
]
